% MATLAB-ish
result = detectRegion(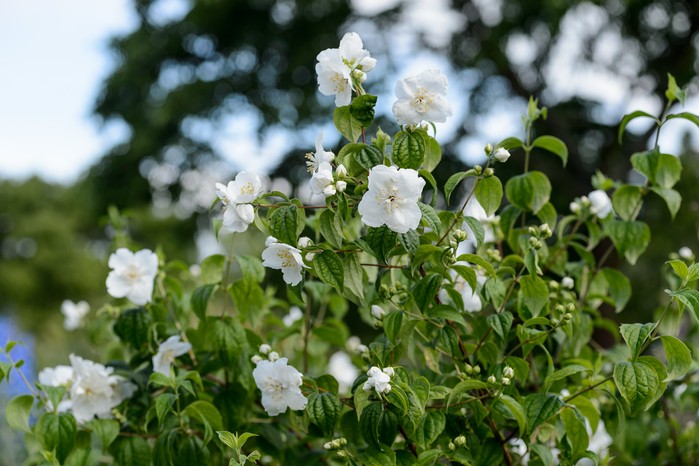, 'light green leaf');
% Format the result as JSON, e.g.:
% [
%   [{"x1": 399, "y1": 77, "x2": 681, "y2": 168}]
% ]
[
  {"x1": 561, "y1": 407, "x2": 589, "y2": 459},
  {"x1": 650, "y1": 187, "x2": 681, "y2": 219},
  {"x1": 619, "y1": 323, "x2": 654, "y2": 359},
  {"x1": 602, "y1": 268, "x2": 632, "y2": 313},
  {"x1": 155, "y1": 393, "x2": 176, "y2": 426},
  {"x1": 384, "y1": 311, "x2": 404, "y2": 342},
  {"x1": 497, "y1": 136, "x2": 524, "y2": 150},
  {"x1": 666, "y1": 111, "x2": 699, "y2": 129},
  {"x1": 444, "y1": 171, "x2": 472, "y2": 205},
  {"x1": 415, "y1": 411, "x2": 445, "y2": 449},
  {"x1": 462, "y1": 216, "x2": 485, "y2": 248},
  {"x1": 475, "y1": 175, "x2": 503, "y2": 216},
  {"x1": 532, "y1": 135, "x2": 568, "y2": 166},
  {"x1": 200, "y1": 254, "x2": 226, "y2": 284},
  {"x1": 334, "y1": 106, "x2": 363, "y2": 142},
  {"x1": 5, "y1": 394, "x2": 33, "y2": 433},
  {"x1": 665, "y1": 73, "x2": 686, "y2": 104},
  {"x1": 393, "y1": 130, "x2": 426, "y2": 169},
  {"x1": 455, "y1": 253, "x2": 496, "y2": 277},
  {"x1": 89, "y1": 419, "x2": 120, "y2": 452},
  {"x1": 687, "y1": 263, "x2": 699, "y2": 282},
  {"x1": 418, "y1": 202, "x2": 441, "y2": 234},
  {"x1": 353, "y1": 144, "x2": 384, "y2": 171},
  {"x1": 313, "y1": 250, "x2": 344, "y2": 291},
  {"x1": 666, "y1": 259, "x2": 688, "y2": 281},
  {"x1": 447, "y1": 379, "x2": 487, "y2": 408},
  {"x1": 606, "y1": 220, "x2": 651, "y2": 265},
  {"x1": 670, "y1": 288, "x2": 699, "y2": 319},
  {"x1": 505, "y1": 171, "x2": 551, "y2": 214},
  {"x1": 618, "y1": 111, "x2": 657, "y2": 143},
  {"x1": 498, "y1": 395, "x2": 527, "y2": 435},
  {"x1": 544, "y1": 365, "x2": 591, "y2": 390},
  {"x1": 631, "y1": 149, "x2": 682, "y2": 189},
  {"x1": 612, "y1": 185, "x2": 642, "y2": 221},
  {"x1": 518, "y1": 275, "x2": 548, "y2": 316},
  {"x1": 487, "y1": 312, "x2": 513, "y2": 340},
  {"x1": 343, "y1": 254, "x2": 365, "y2": 301},
  {"x1": 660, "y1": 335, "x2": 692, "y2": 381},
  {"x1": 422, "y1": 134, "x2": 442, "y2": 172},
  {"x1": 191, "y1": 284, "x2": 216, "y2": 321},
  {"x1": 36, "y1": 413, "x2": 77, "y2": 464},
  {"x1": 613, "y1": 360, "x2": 660, "y2": 413}
]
